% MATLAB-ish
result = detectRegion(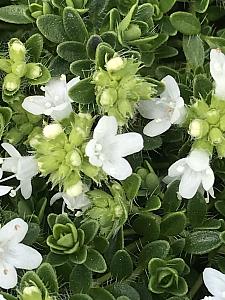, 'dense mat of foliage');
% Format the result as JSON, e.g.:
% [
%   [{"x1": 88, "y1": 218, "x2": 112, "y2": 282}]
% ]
[{"x1": 1, "y1": 0, "x2": 225, "y2": 299}]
